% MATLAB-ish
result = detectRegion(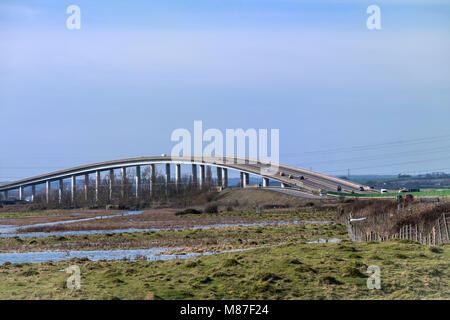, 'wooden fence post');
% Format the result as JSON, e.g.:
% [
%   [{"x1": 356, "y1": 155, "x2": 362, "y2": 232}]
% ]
[
  {"x1": 443, "y1": 213, "x2": 449, "y2": 242},
  {"x1": 437, "y1": 219, "x2": 442, "y2": 244},
  {"x1": 432, "y1": 227, "x2": 436, "y2": 246}
]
